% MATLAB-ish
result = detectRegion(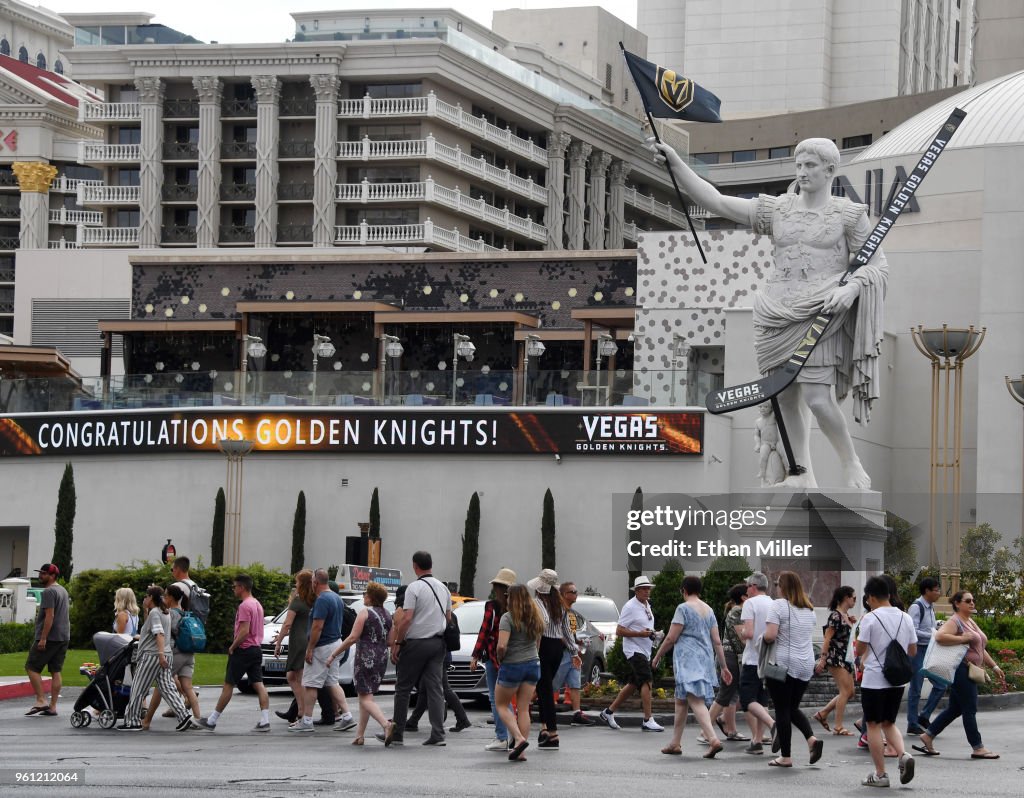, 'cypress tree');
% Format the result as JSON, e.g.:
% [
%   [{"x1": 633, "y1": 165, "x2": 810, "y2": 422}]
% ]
[
  {"x1": 51, "y1": 462, "x2": 76, "y2": 579},
  {"x1": 290, "y1": 491, "x2": 306, "y2": 574},
  {"x1": 627, "y1": 486, "x2": 643, "y2": 593},
  {"x1": 459, "y1": 492, "x2": 481, "y2": 596},
  {"x1": 211, "y1": 487, "x2": 226, "y2": 567},
  {"x1": 541, "y1": 488, "x2": 556, "y2": 570},
  {"x1": 369, "y1": 487, "x2": 380, "y2": 538}
]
